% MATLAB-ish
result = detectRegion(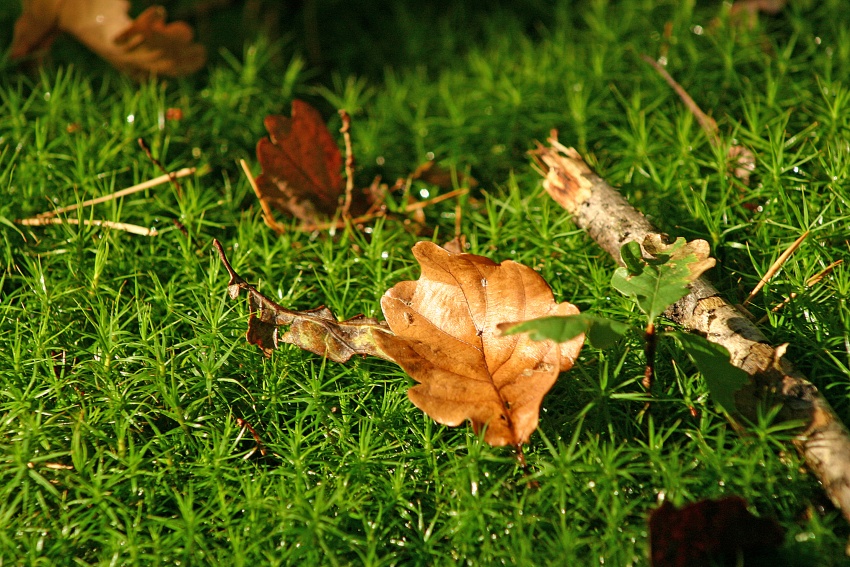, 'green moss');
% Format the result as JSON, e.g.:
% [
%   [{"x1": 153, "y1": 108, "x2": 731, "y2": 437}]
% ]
[{"x1": 1, "y1": 1, "x2": 849, "y2": 564}]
